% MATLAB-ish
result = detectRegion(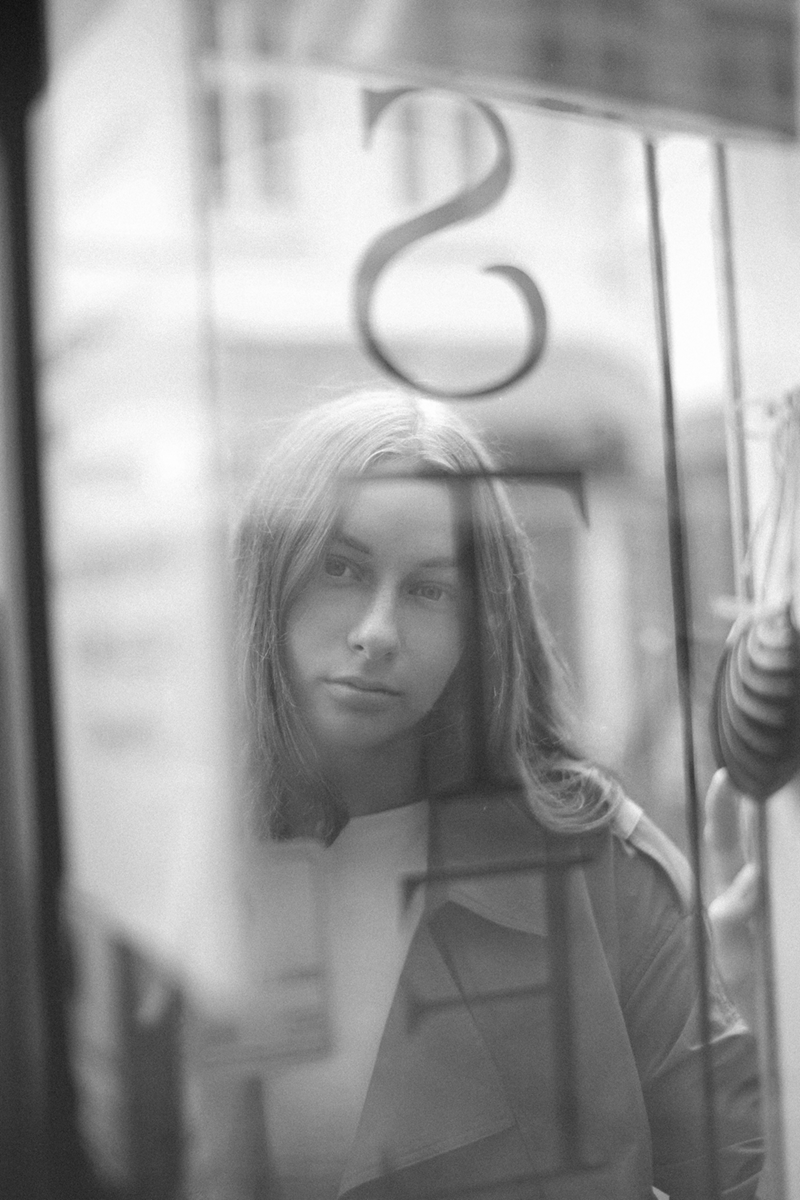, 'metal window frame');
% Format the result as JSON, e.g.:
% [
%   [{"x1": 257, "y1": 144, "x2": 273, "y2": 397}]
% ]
[{"x1": 0, "y1": 8, "x2": 106, "y2": 1198}]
